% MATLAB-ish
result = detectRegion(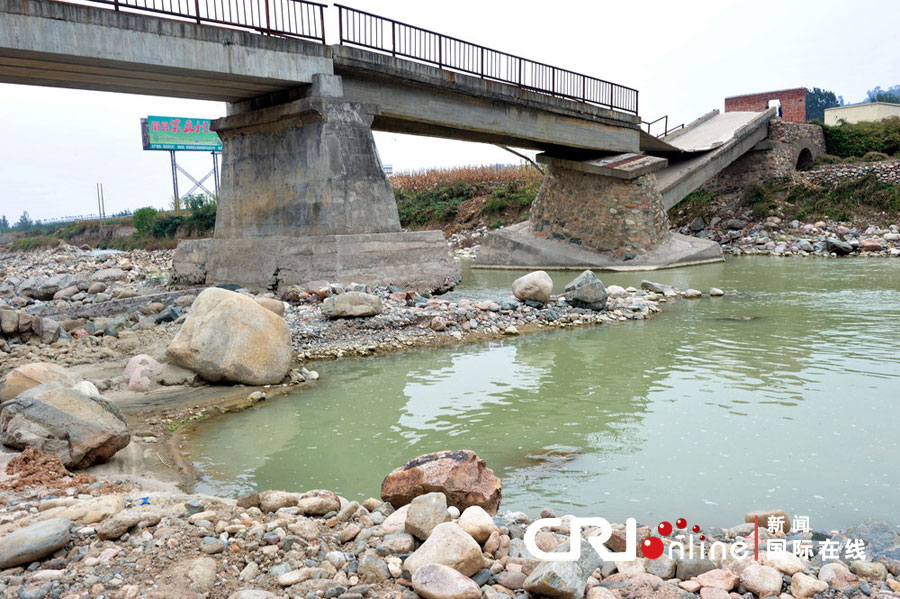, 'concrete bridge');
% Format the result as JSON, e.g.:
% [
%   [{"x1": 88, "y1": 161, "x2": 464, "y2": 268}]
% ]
[{"x1": 0, "y1": 0, "x2": 793, "y2": 290}]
